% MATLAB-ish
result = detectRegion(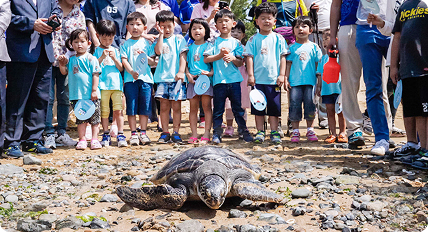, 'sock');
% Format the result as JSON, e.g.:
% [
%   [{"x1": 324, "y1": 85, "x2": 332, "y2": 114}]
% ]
[
  {"x1": 307, "y1": 127, "x2": 314, "y2": 132},
  {"x1": 131, "y1": 131, "x2": 137, "y2": 135},
  {"x1": 103, "y1": 131, "x2": 109, "y2": 134},
  {"x1": 141, "y1": 130, "x2": 146, "y2": 135},
  {"x1": 173, "y1": 131, "x2": 179, "y2": 134},
  {"x1": 118, "y1": 131, "x2": 123, "y2": 135}
]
